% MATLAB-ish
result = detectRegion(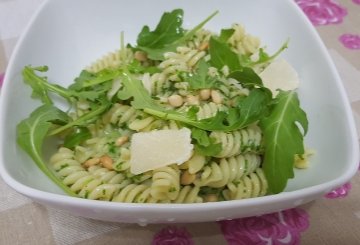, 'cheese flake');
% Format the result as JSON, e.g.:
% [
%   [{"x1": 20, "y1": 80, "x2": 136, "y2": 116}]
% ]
[
  {"x1": 130, "y1": 128, "x2": 193, "y2": 175},
  {"x1": 259, "y1": 58, "x2": 300, "y2": 96}
]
